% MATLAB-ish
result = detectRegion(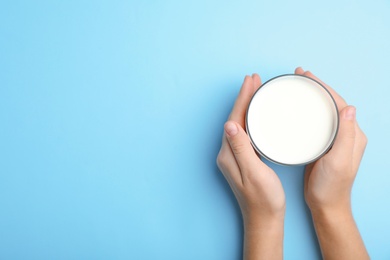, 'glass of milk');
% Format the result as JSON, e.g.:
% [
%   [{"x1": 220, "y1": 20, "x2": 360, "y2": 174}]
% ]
[{"x1": 246, "y1": 74, "x2": 339, "y2": 166}]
